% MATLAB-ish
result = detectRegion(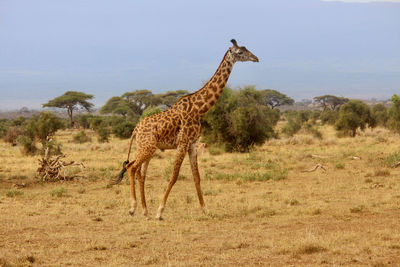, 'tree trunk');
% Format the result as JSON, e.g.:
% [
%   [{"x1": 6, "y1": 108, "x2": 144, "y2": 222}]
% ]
[{"x1": 67, "y1": 106, "x2": 74, "y2": 128}]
